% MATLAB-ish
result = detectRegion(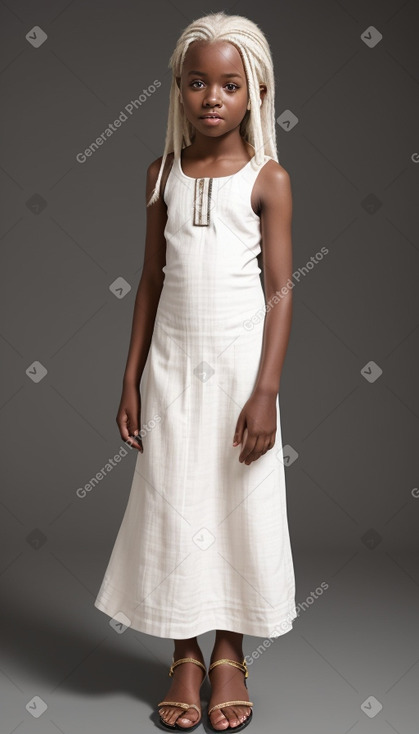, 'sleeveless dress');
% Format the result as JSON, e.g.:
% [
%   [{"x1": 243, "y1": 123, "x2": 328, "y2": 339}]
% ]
[{"x1": 94, "y1": 149, "x2": 298, "y2": 639}]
